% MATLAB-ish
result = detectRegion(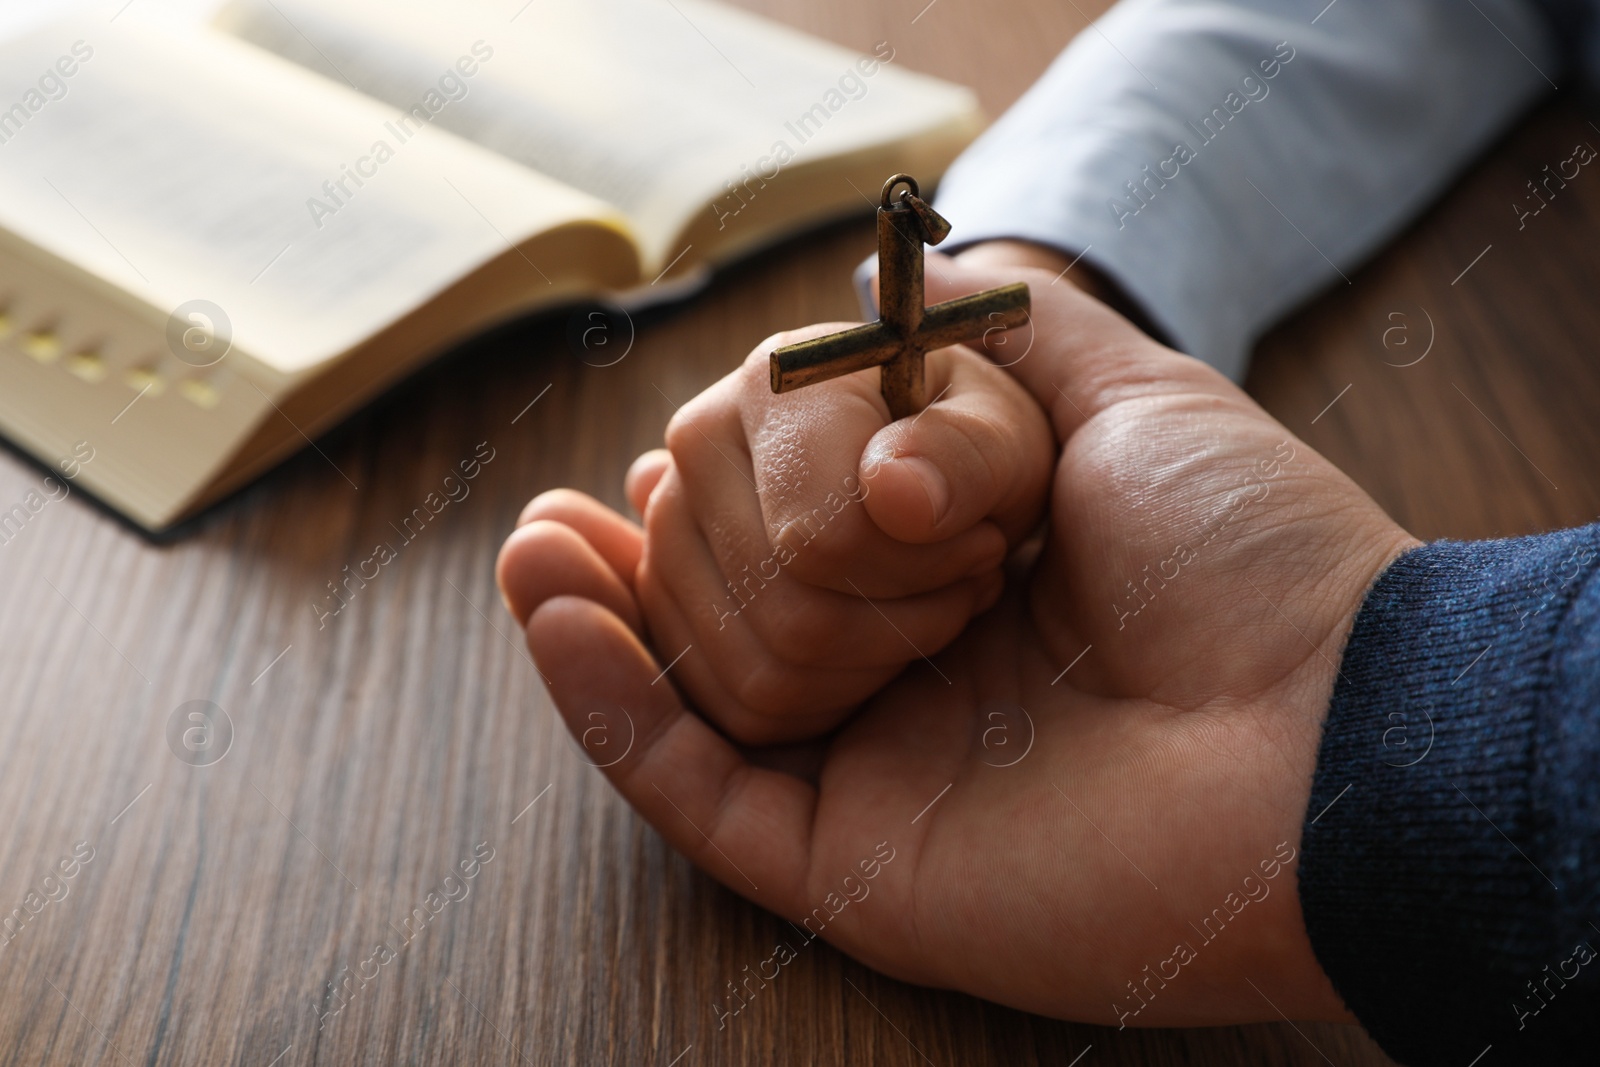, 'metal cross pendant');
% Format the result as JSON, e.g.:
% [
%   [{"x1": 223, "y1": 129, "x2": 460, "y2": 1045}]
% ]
[{"x1": 769, "y1": 174, "x2": 1030, "y2": 420}]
